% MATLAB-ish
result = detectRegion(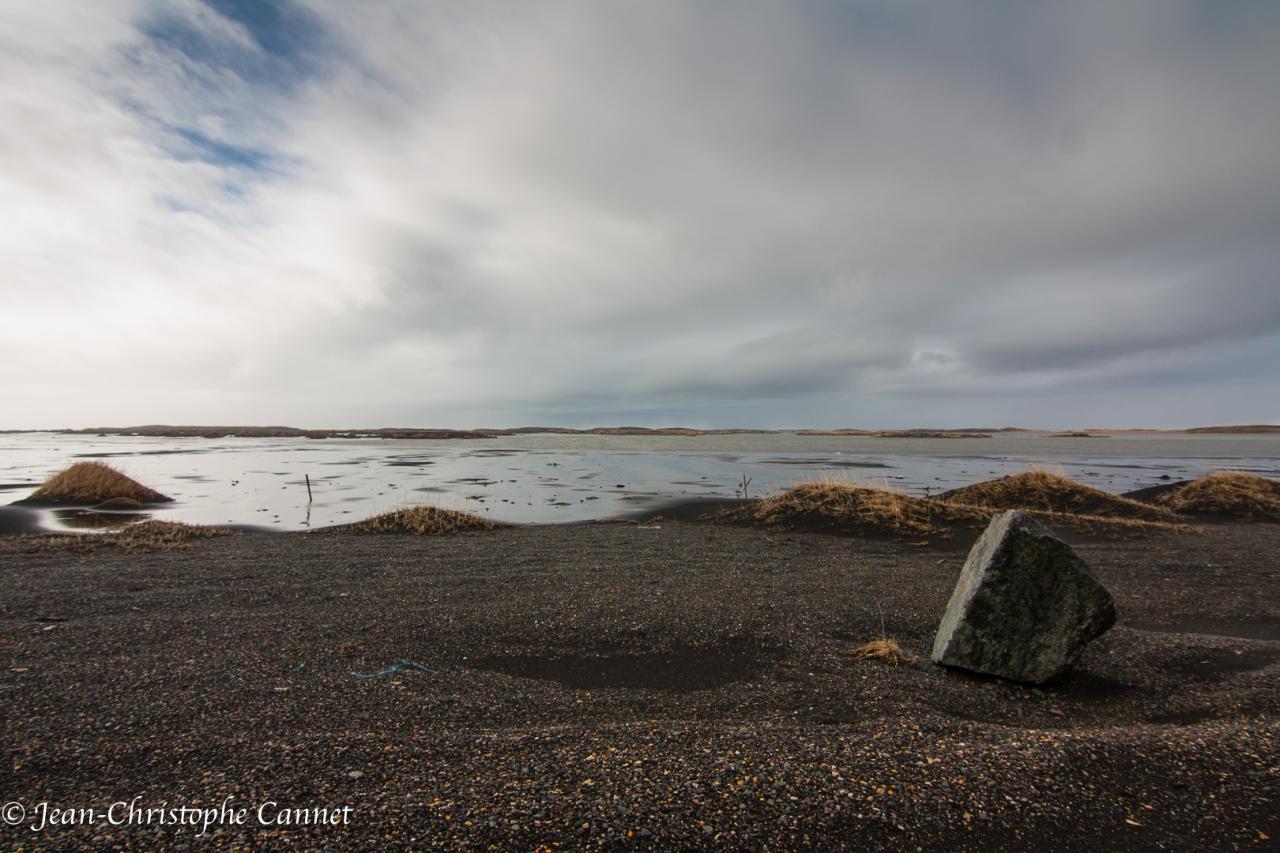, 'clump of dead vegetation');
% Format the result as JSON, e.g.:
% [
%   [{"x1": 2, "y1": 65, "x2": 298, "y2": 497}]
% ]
[
  {"x1": 1025, "y1": 510, "x2": 1190, "y2": 537},
  {"x1": 715, "y1": 481, "x2": 990, "y2": 540},
  {"x1": 332, "y1": 505, "x2": 499, "y2": 535},
  {"x1": 939, "y1": 469, "x2": 1178, "y2": 522},
  {"x1": 0, "y1": 521, "x2": 228, "y2": 555},
  {"x1": 846, "y1": 638, "x2": 916, "y2": 666},
  {"x1": 1146, "y1": 471, "x2": 1280, "y2": 522},
  {"x1": 18, "y1": 462, "x2": 172, "y2": 506},
  {"x1": 716, "y1": 476, "x2": 1191, "y2": 540}
]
